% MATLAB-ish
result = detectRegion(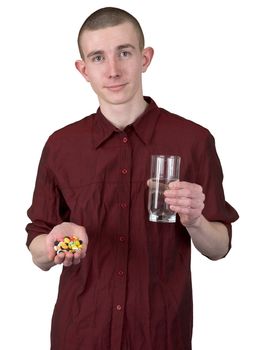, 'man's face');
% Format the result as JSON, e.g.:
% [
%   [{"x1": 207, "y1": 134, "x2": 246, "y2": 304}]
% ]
[{"x1": 77, "y1": 22, "x2": 152, "y2": 107}]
